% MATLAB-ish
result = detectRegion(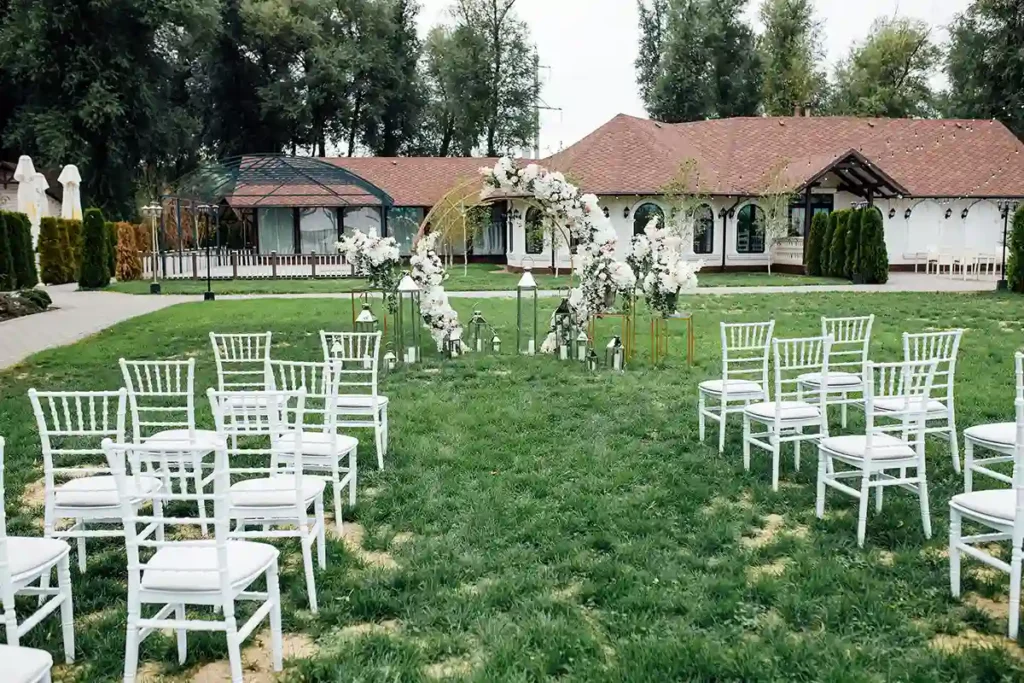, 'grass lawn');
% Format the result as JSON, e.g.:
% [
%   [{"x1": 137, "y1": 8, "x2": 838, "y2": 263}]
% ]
[
  {"x1": 105, "y1": 264, "x2": 846, "y2": 296},
  {"x1": 3, "y1": 292, "x2": 1024, "y2": 681}
]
